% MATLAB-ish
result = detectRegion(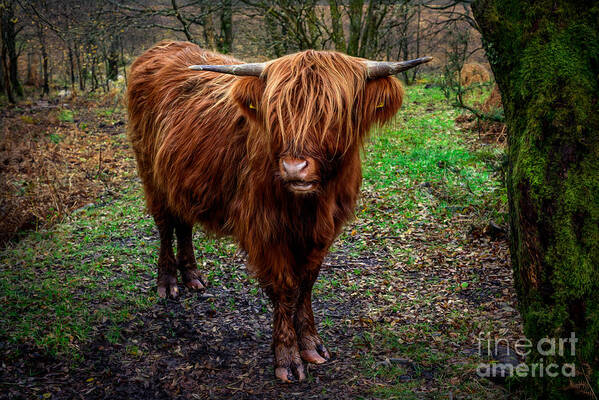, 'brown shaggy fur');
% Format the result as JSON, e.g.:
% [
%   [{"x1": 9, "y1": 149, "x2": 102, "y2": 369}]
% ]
[{"x1": 127, "y1": 41, "x2": 403, "y2": 382}]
